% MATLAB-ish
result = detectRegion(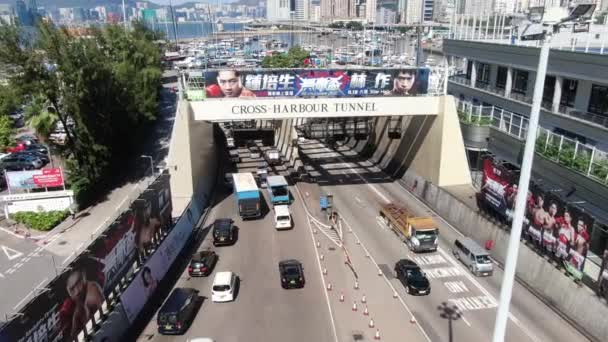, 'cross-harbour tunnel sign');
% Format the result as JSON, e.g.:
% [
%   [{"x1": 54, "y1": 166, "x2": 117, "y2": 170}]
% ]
[{"x1": 191, "y1": 97, "x2": 441, "y2": 121}]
